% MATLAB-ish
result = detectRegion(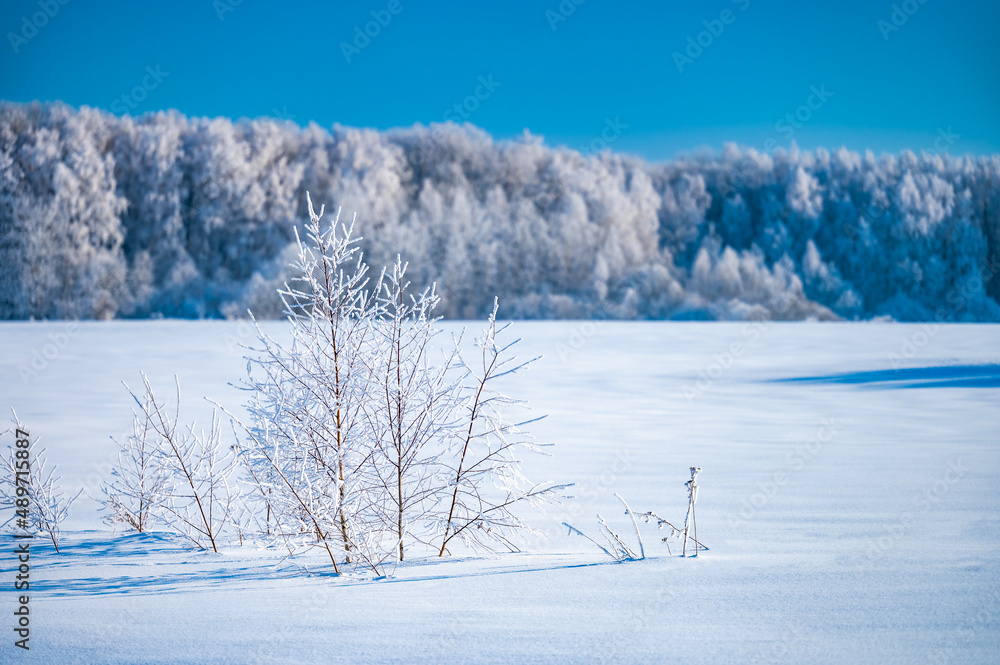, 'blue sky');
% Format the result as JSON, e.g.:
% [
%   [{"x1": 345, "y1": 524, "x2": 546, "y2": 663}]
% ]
[{"x1": 2, "y1": 0, "x2": 997, "y2": 160}]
